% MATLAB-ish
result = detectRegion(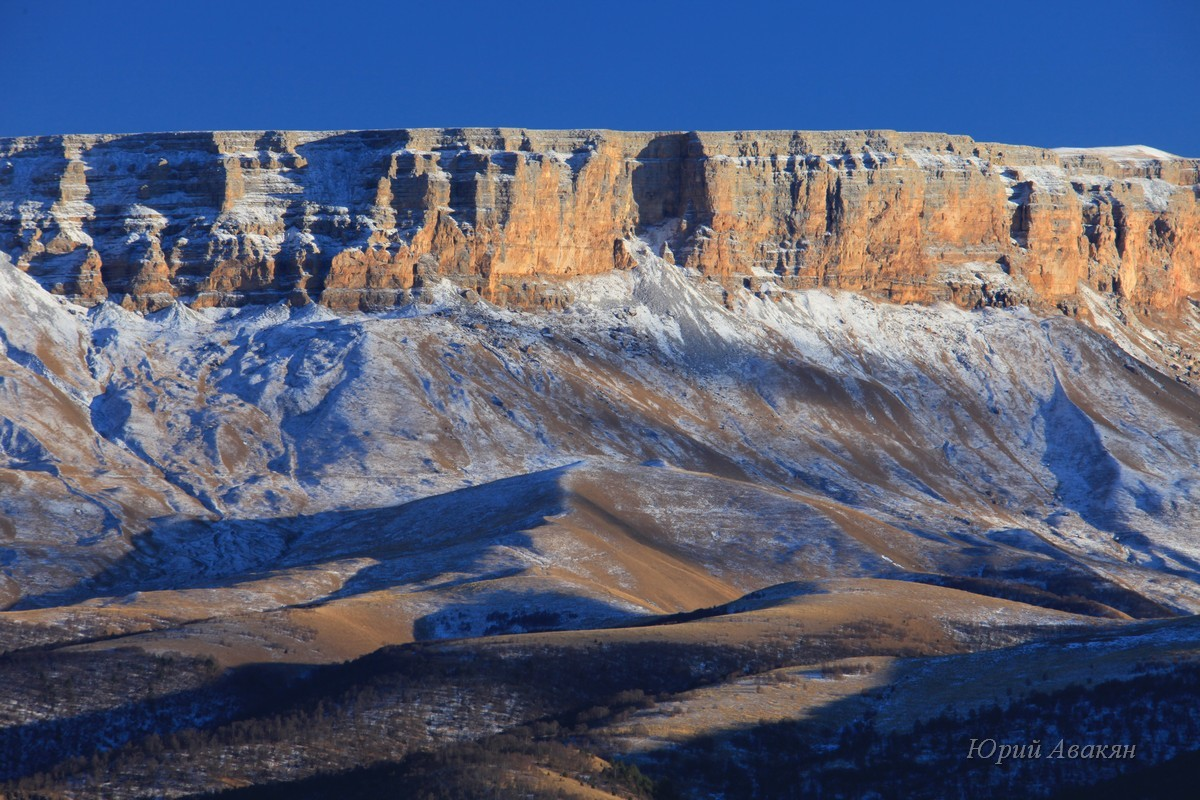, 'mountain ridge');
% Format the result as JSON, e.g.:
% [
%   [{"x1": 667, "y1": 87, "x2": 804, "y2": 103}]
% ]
[{"x1": 3, "y1": 128, "x2": 1198, "y2": 316}]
